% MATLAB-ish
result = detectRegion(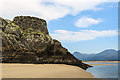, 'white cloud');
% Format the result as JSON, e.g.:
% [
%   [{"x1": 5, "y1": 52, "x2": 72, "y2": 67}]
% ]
[
  {"x1": 51, "y1": 30, "x2": 117, "y2": 42},
  {"x1": 0, "y1": 0, "x2": 118, "y2": 21},
  {"x1": 75, "y1": 17, "x2": 103, "y2": 28}
]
